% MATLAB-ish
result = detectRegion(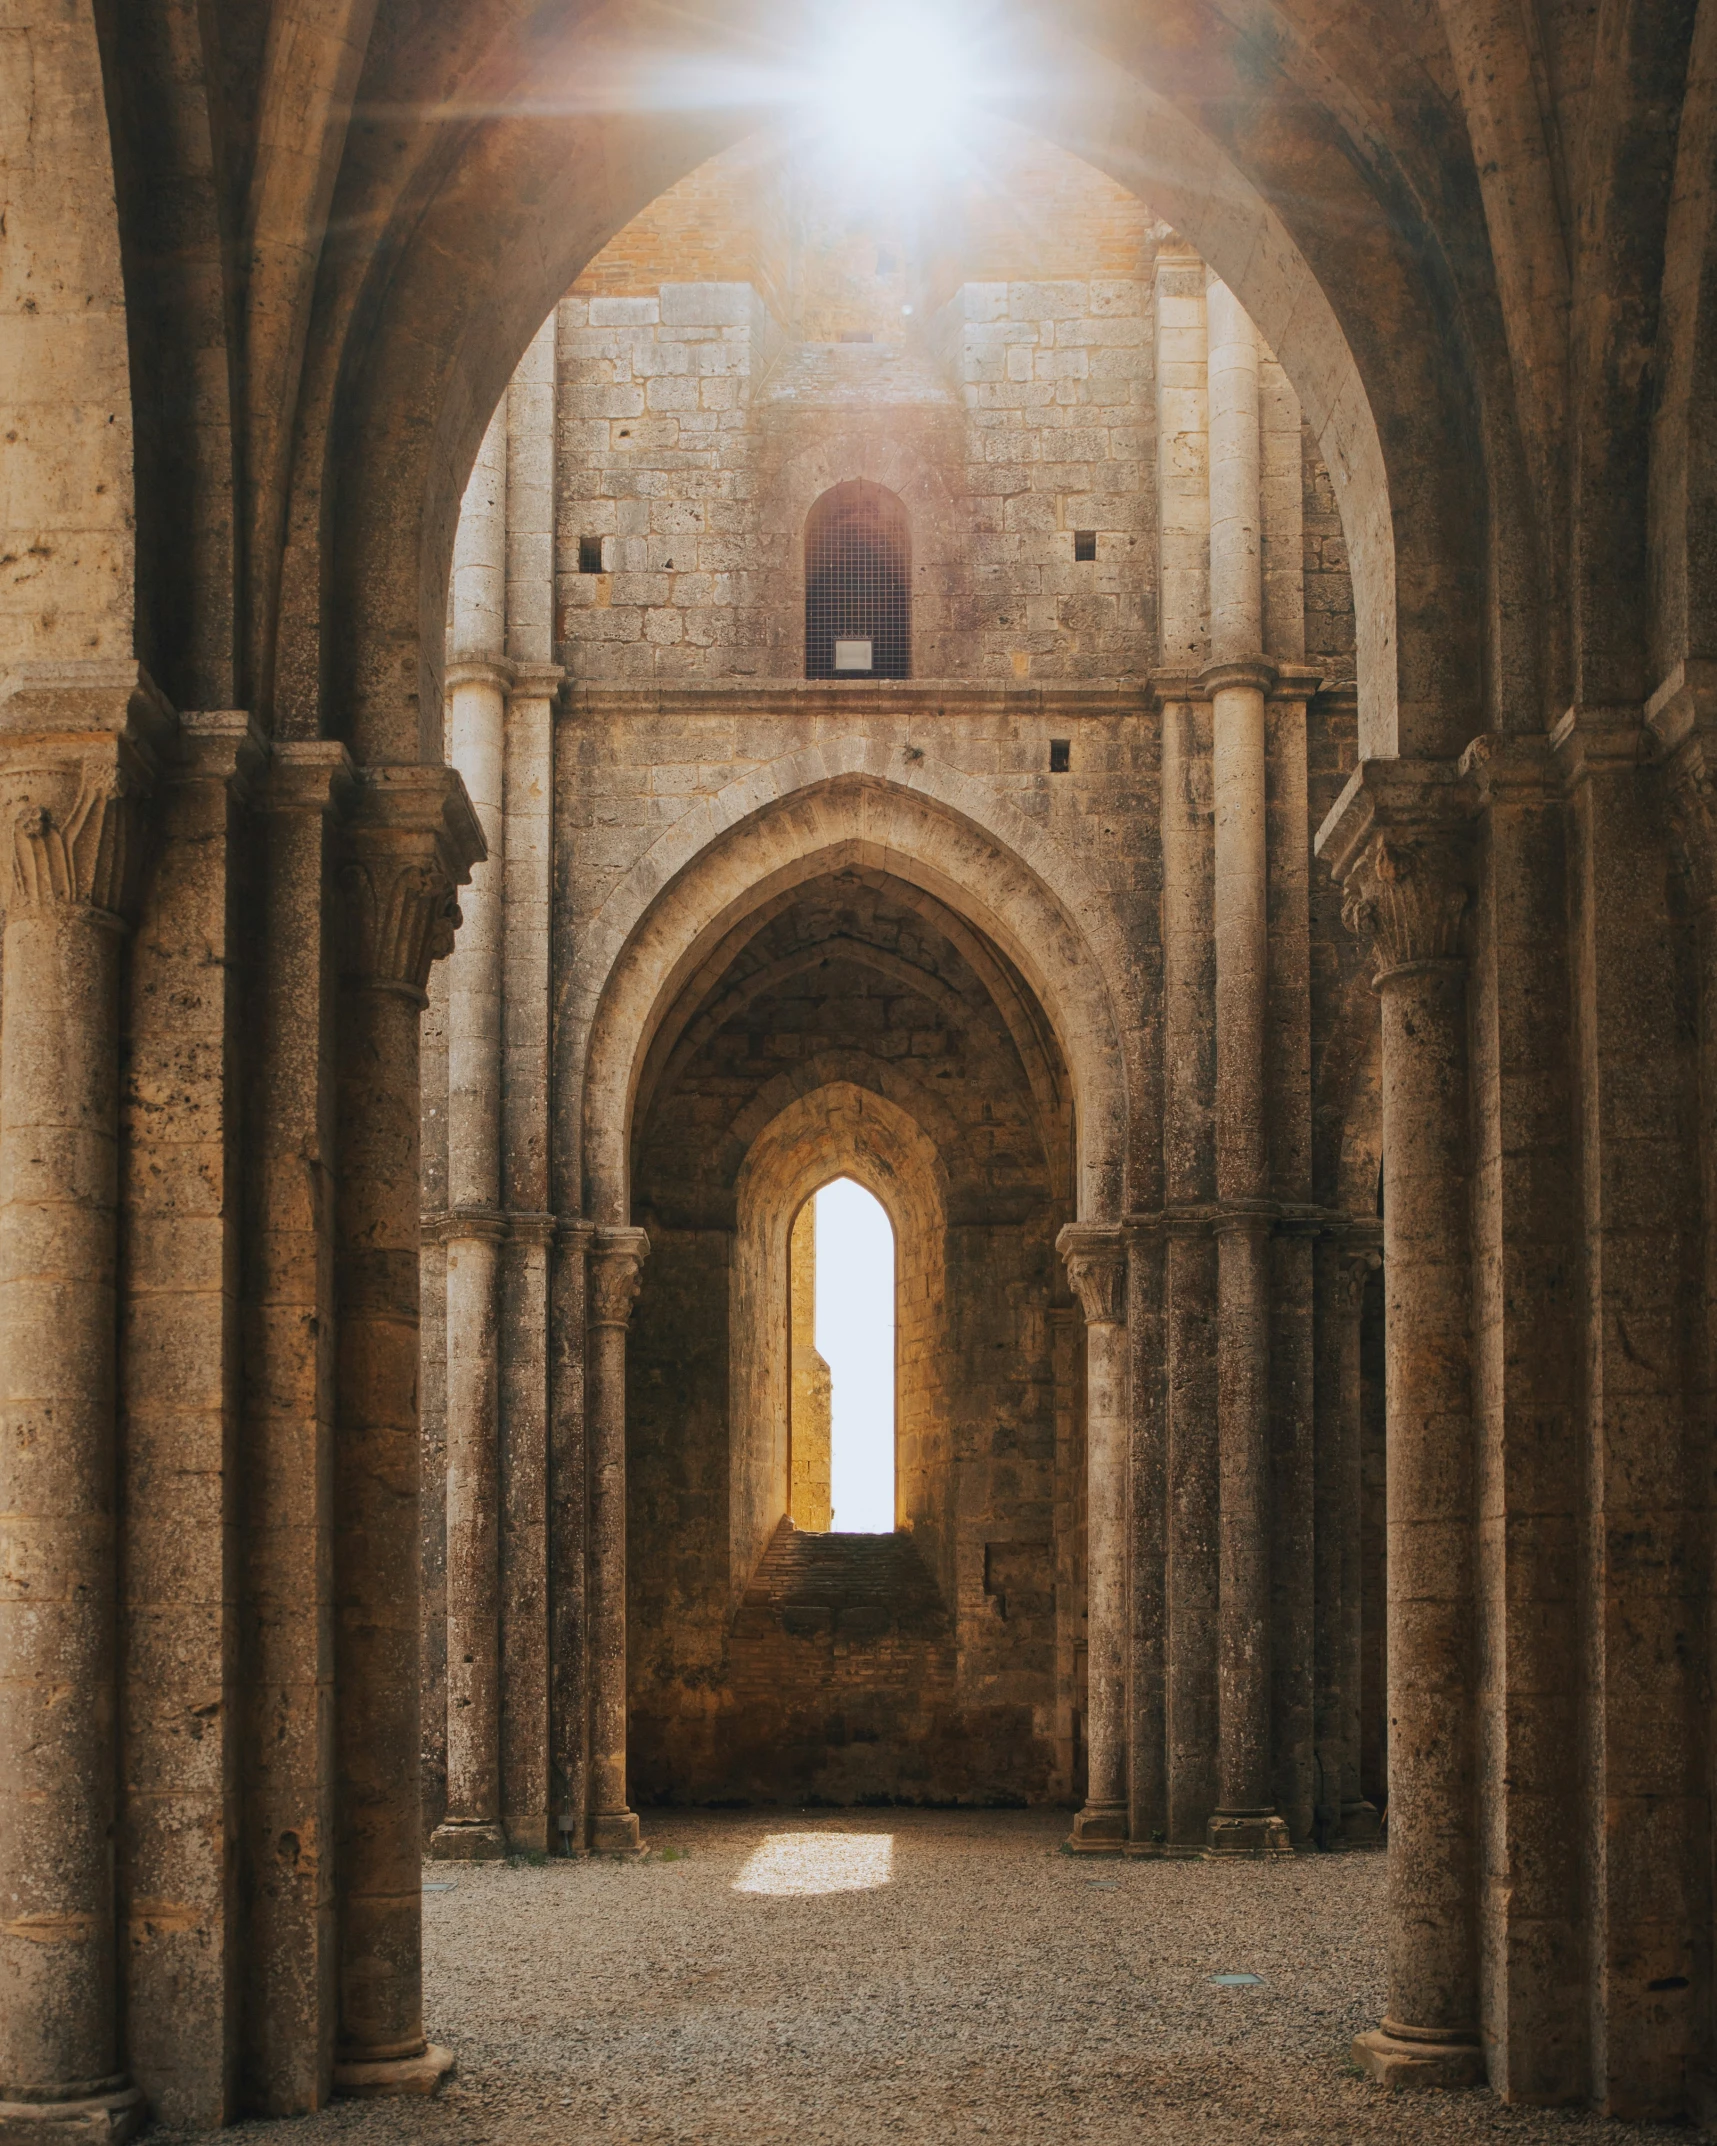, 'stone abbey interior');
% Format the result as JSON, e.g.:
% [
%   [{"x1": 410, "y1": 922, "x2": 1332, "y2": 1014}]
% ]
[{"x1": 4, "y1": 0, "x2": 1717, "y2": 2138}]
